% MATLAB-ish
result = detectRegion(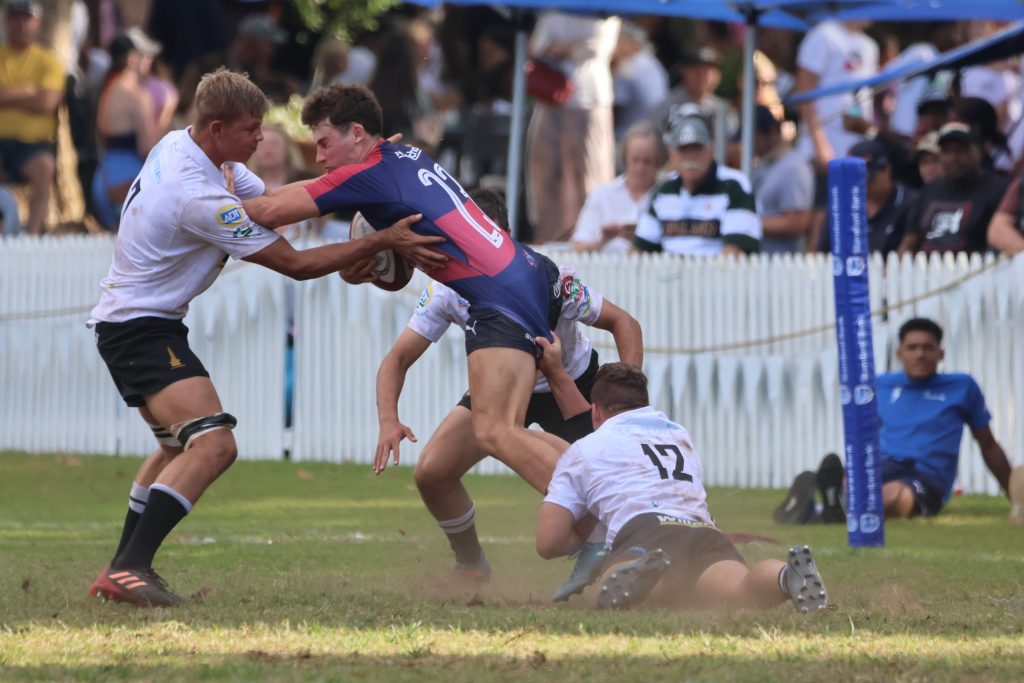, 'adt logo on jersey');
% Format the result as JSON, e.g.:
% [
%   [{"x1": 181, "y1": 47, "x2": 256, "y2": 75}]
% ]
[
  {"x1": 394, "y1": 147, "x2": 422, "y2": 161},
  {"x1": 839, "y1": 384, "x2": 852, "y2": 405},
  {"x1": 845, "y1": 256, "x2": 866, "y2": 277},
  {"x1": 854, "y1": 384, "x2": 875, "y2": 405},
  {"x1": 217, "y1": 204, "x2": 254, "y2": 238}
]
